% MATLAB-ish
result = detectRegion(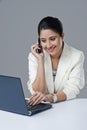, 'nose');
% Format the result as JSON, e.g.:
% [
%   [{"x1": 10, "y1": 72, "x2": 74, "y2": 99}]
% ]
[{"x1": 47, "y1": 41, "x2": 52, "y2": 48}]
